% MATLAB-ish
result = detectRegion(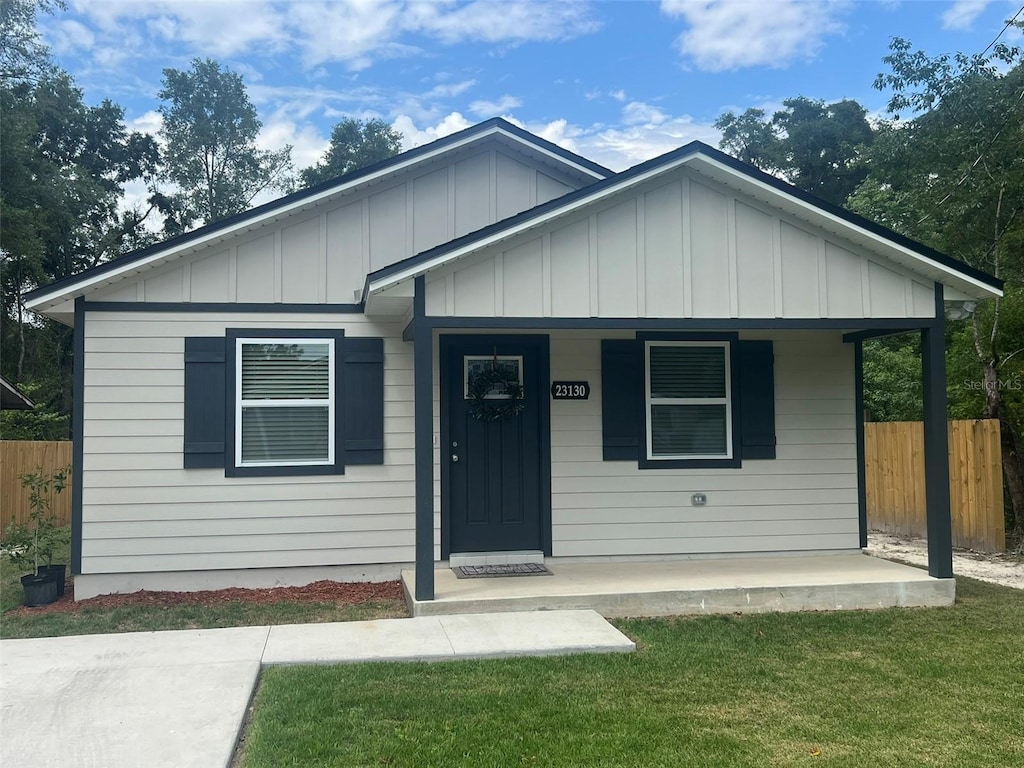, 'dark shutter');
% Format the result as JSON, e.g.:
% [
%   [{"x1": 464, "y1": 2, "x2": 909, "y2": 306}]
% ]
[
  {"x1": 601, "y1": 339, "x2": 643, "y2": 460},
  {"x1": 736, "y1": 340, "x2": 776, "y2": 460},
  {"x1": 342, "y1": 337, "x2": 385, "y2": 465},
  {"x1": 184, "y1": 337, "x2": 226, "y2": 468}
]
